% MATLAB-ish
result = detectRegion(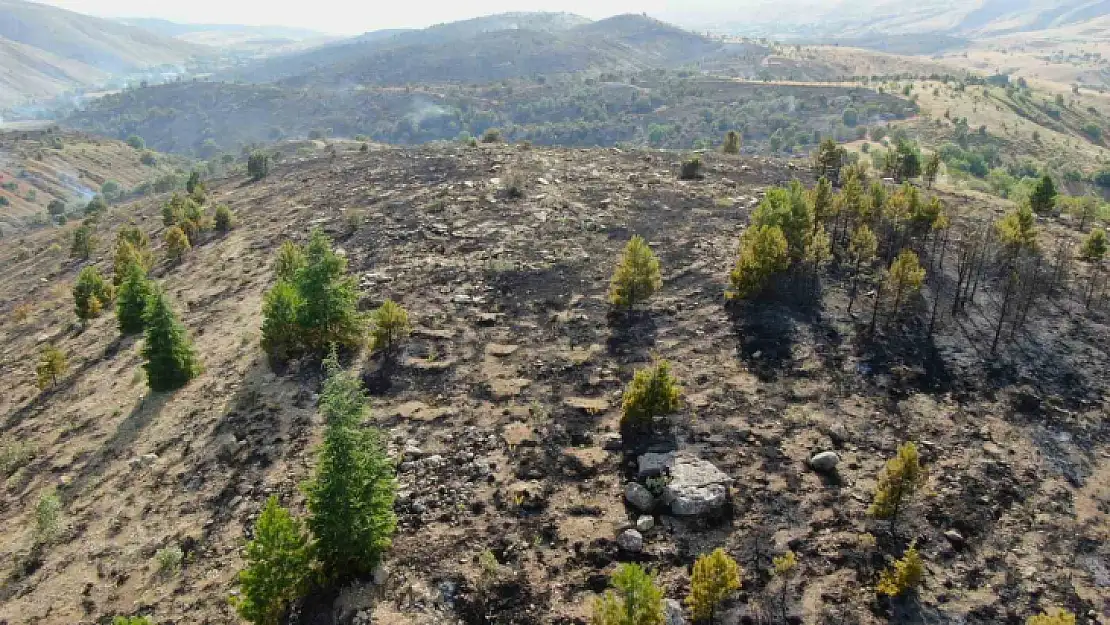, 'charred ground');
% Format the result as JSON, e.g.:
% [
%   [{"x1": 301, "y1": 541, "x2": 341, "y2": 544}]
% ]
[{"x1": 0, "y1": 144, "x2": 1106, "y2": 624}]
